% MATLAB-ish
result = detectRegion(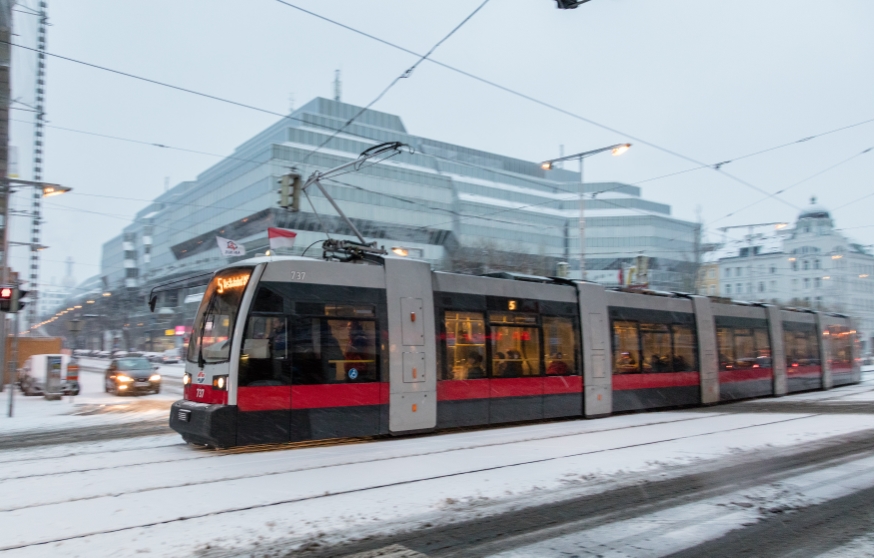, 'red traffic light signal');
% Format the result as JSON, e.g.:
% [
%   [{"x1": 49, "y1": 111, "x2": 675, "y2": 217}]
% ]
[{"x1": 0, "y1": 286, "x2": 24, "y2": 313}]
